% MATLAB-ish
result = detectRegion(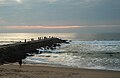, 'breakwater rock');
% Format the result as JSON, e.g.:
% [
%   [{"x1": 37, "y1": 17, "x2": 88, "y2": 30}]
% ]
[{"x1": 0, "y1": 38, "x2": 68, "y2": 64}]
